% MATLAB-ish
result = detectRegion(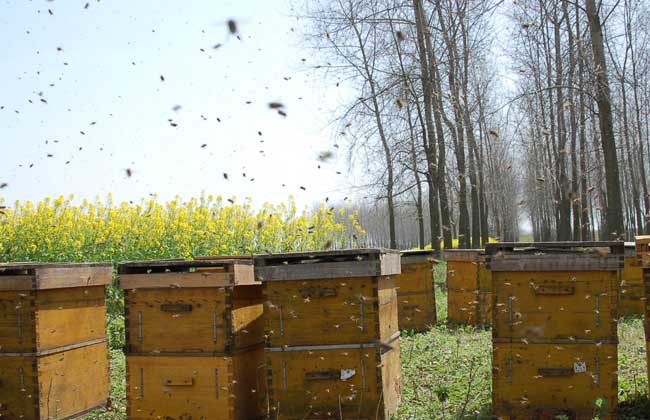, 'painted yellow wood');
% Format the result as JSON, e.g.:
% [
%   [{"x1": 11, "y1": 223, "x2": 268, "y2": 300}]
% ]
[
  {"x1": 619, "y1": 255, "x2": 644, "y2": 315},
  {"x1": 35, "y1": 286, "x2": 107, "y2": 351},
  {"x1": 124, "y1": 285, "x2": 263, "y2": 354},
  {"x1": 446, "y1": 252, "x2": 491, "y2": 325},
  {"x1": 493, "y1": 342, "x2": 617, "y2": 420},
  {"x1": 266, "y1": 346, "x2": 401, "y2": 420},
  {"x1": 126, "y1": 349, "x2": 265, "y2": 420},
  {"x1": 396, "y1": 262, "x2": 436, "y2": 331},
  {"x1": 493, "y1": 271, "x2": 618, "y2": 341},
  {"x1": 0, "y1": 342, "x2": 109, "y2": 420},
  {"x1": 264, "y1": 277, "x2": 386, "y2": 347}
]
